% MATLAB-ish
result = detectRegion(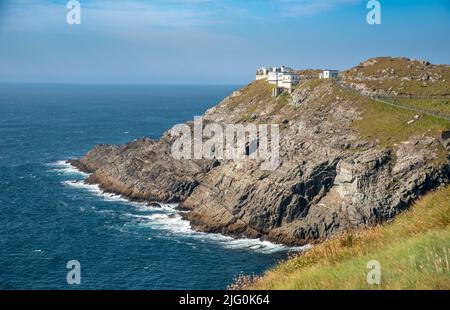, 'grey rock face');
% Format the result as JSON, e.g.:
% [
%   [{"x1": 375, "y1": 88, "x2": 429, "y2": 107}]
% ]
[{"x1": 71, "y1": 78, "x2": 450, "y2": 246}]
